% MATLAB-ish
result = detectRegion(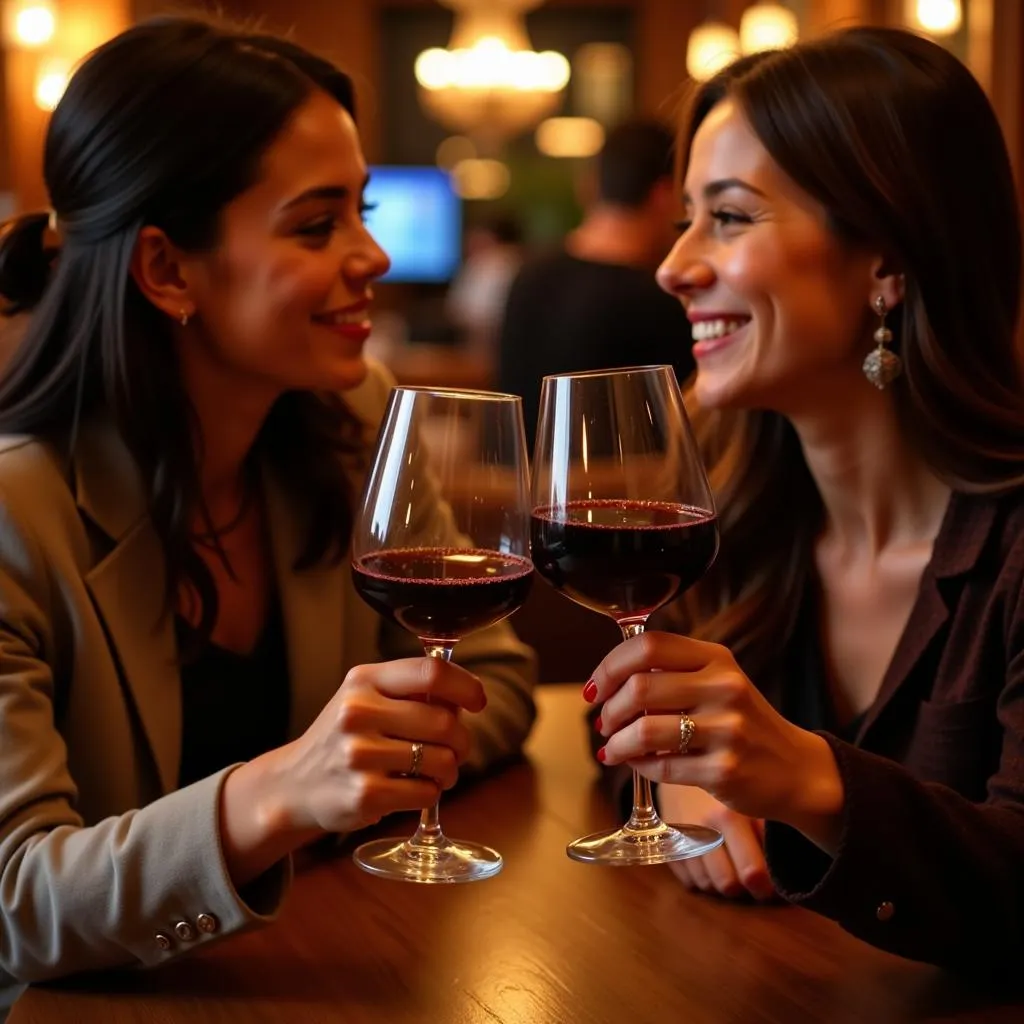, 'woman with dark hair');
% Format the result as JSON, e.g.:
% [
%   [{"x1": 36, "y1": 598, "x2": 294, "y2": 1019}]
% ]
[
  {"x1": 0, "y1": 18, "x2": 535, "y2": 992},
  {"x1": 588, "y1": 27, "x2": 1024, "y2": 972}
]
